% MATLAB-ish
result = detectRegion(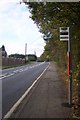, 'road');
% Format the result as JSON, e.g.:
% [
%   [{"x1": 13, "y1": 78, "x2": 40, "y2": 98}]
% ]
[{"x1": 2, "y1": 62, "x2": 49, "y2": 118}]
